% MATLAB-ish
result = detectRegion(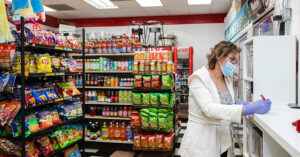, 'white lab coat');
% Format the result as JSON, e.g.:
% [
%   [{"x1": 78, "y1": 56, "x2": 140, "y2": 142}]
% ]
[{"x1": 179, "y1": 66, "x2": 243, "y2": 157}]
